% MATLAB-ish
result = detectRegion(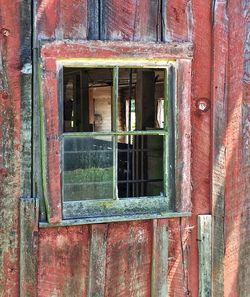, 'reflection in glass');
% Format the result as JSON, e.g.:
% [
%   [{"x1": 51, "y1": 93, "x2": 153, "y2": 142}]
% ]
[{"x1": 63, "y1": 136, "x2": 113, "y2": 201}]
